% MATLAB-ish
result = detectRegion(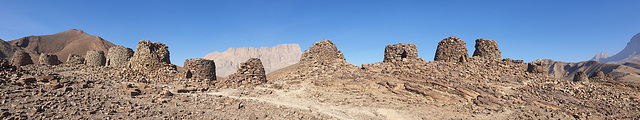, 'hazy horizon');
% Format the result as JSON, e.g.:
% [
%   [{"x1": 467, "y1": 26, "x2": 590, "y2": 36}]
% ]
[{"x1": 1, "y1": 1, "x2": 639, "y2": 66}]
